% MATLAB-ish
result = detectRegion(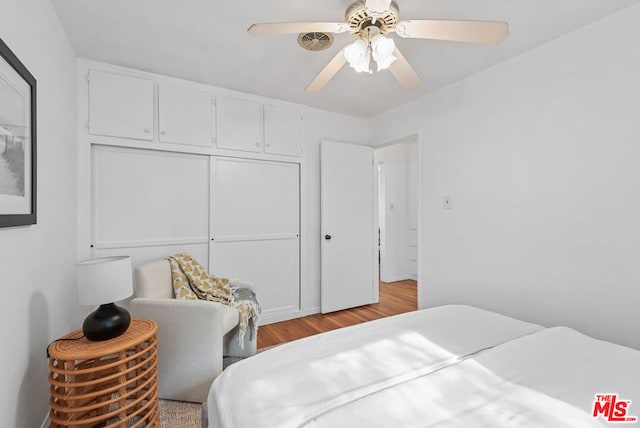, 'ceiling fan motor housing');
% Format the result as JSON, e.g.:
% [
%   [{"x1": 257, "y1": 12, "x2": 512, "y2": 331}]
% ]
[{"x1": 345, "y1": 0, "x2": 400, "y2": 37}]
